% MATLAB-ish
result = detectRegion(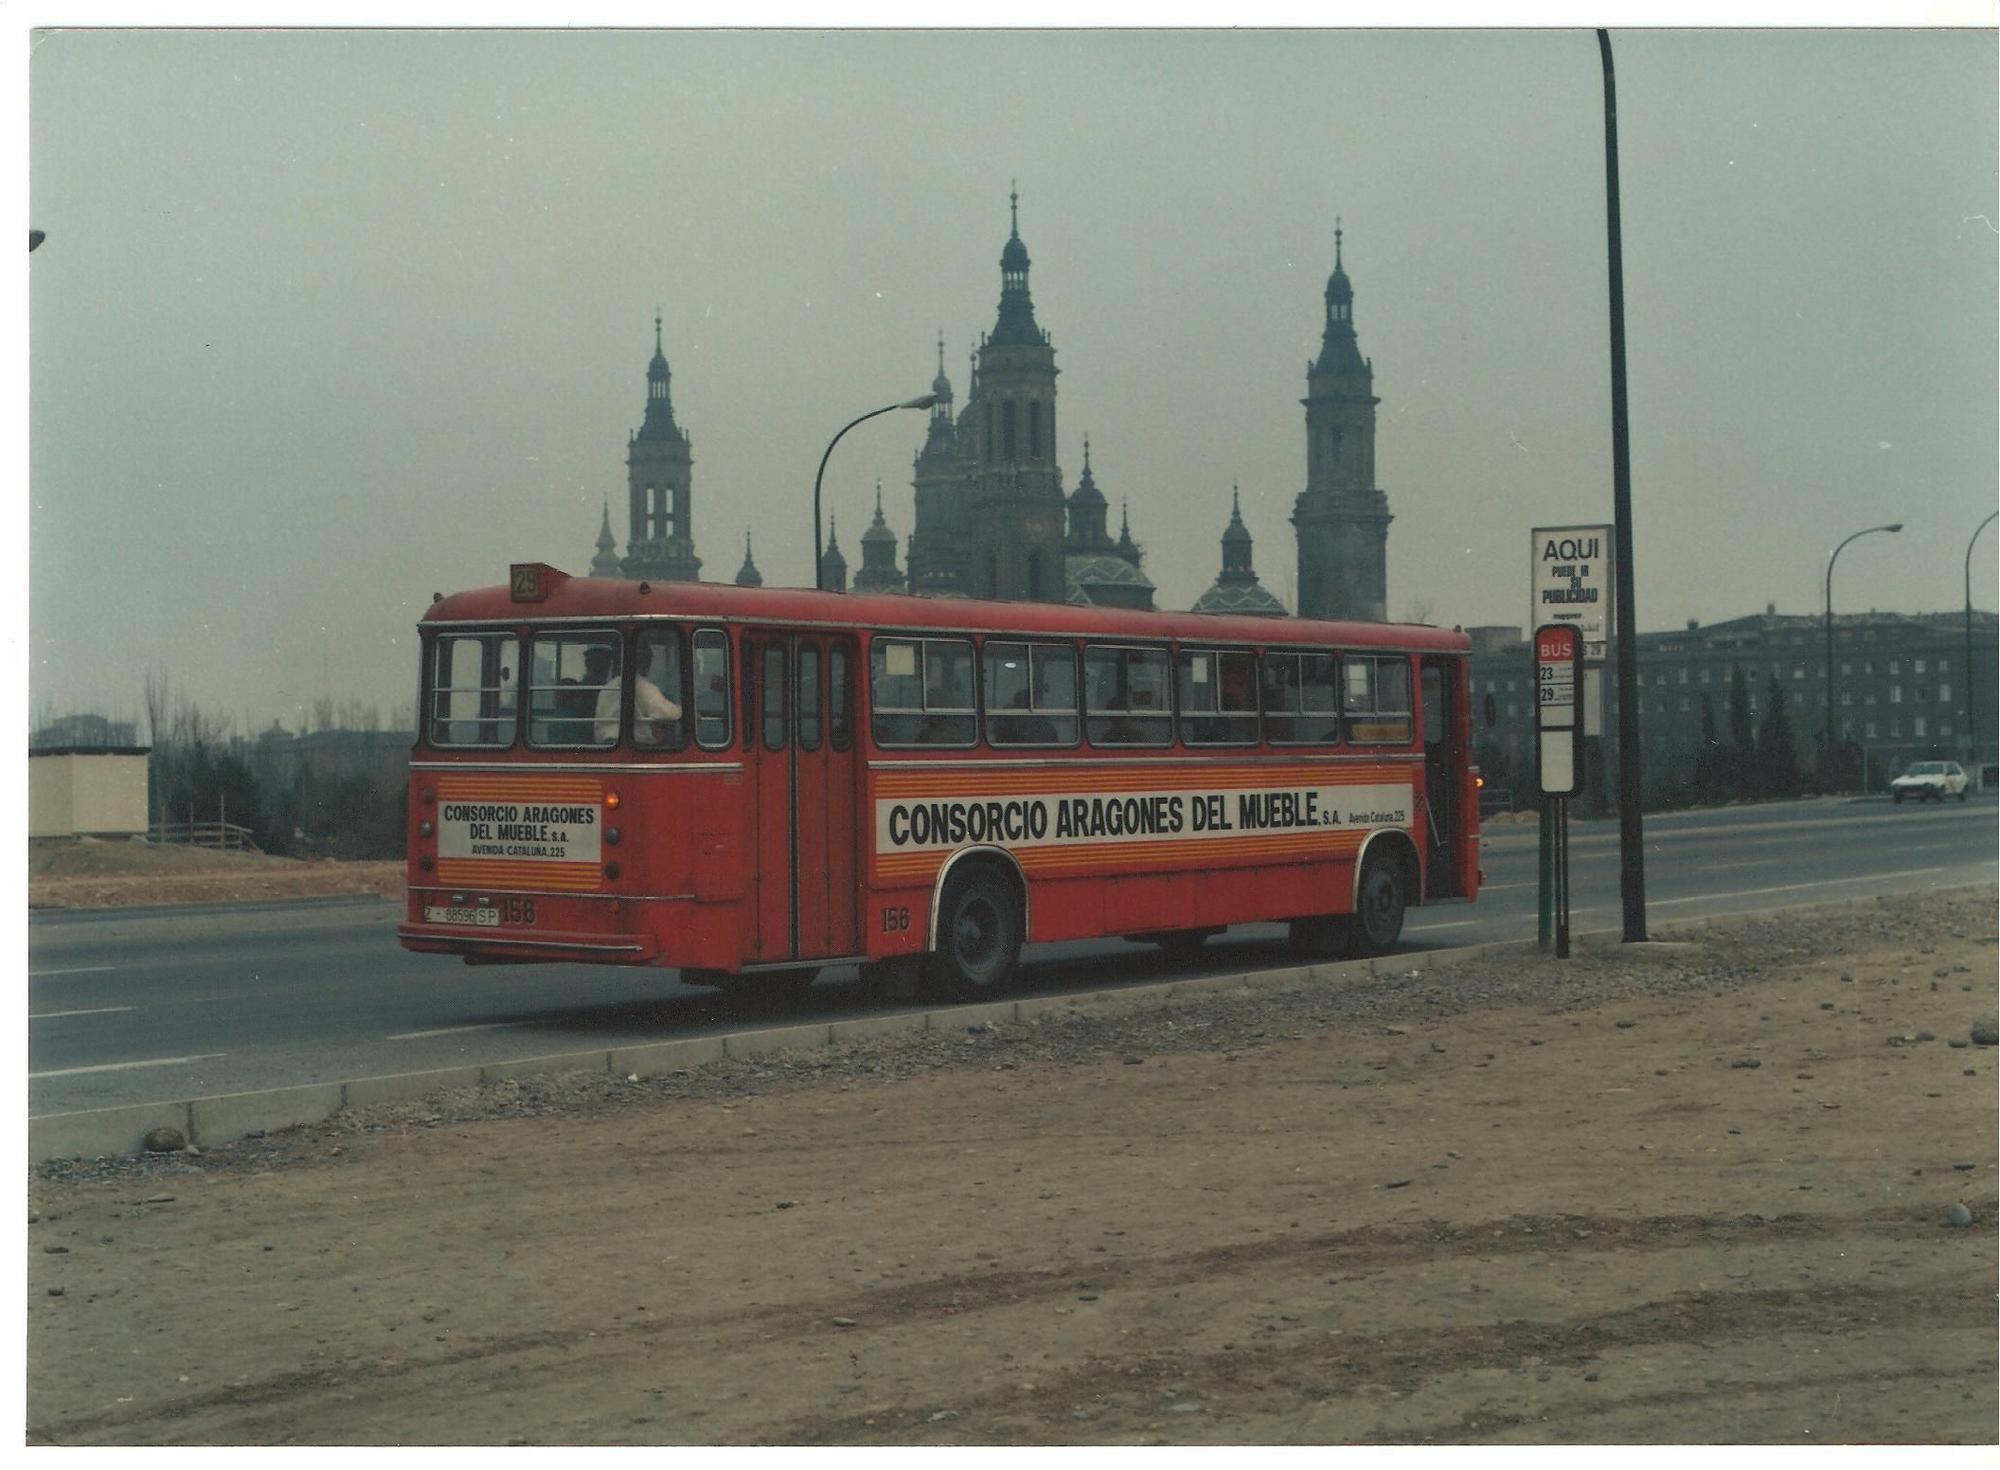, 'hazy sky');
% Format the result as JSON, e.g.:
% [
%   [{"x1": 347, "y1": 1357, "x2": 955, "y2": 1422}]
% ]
[{"x1": 25, "y1": 26, "x2": 1998, "y2": 735}]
